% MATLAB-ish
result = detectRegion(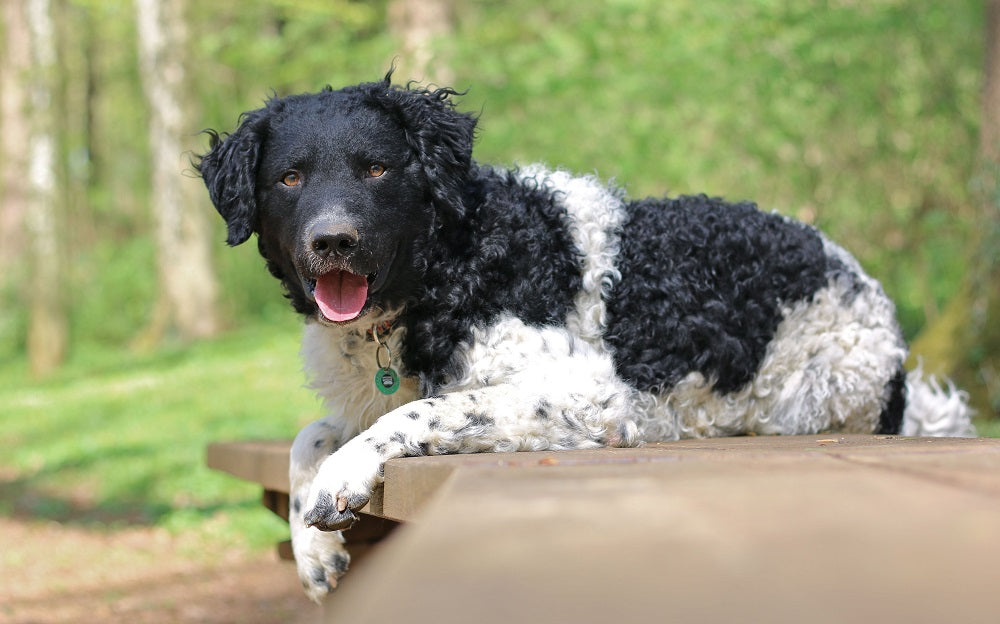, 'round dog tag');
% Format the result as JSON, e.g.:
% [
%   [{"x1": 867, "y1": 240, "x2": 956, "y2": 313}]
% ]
[{"x1": 375, "y1": 367, "x2": 399, "y2": 395}]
